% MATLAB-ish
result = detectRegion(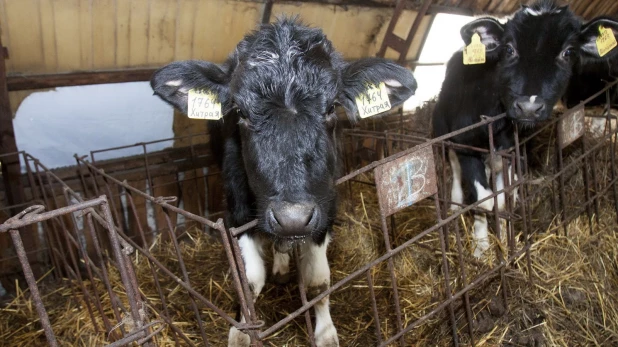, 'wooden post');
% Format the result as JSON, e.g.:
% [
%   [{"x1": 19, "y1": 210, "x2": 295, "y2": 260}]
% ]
[{"x1": 0, "y1": 36, "x2": 41, "y2": 278}]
